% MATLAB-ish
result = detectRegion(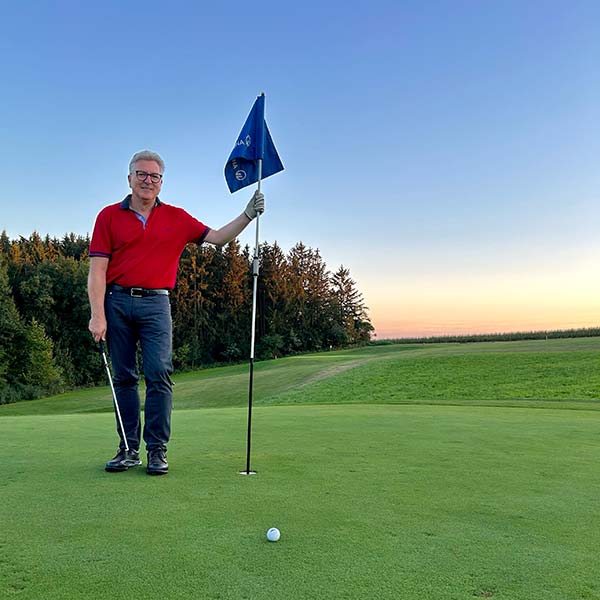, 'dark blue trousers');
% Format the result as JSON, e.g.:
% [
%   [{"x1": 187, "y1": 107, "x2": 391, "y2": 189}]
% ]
[{"x1": 105, "y1": 290, "x2": 173, "y2": 451}]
